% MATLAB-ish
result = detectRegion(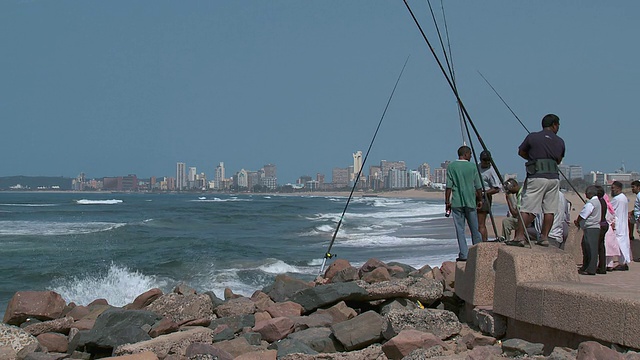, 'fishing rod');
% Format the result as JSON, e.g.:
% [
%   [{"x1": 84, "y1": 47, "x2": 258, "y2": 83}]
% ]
[
  {"x1": 476, "y1": 70, "x2": 586, "y2": 204},
  {"x1": 402, "y1": 0, "x2": 531, "y2": 245},
  {"x1": 318, "y1": 56, "x2": 410, "y2": 275},
  {"x1": 425, "y1": 0, "x2": 501, "y2": 240}
]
